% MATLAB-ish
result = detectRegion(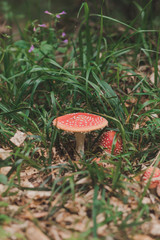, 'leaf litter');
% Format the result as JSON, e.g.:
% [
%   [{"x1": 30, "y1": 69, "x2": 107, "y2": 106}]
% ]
[
  {"x1": 0, "y1": 106, "x2": 160, "y2": 240},
  {"x1": 1, "y1": 149, "x2": 160, "y2": 240}
]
